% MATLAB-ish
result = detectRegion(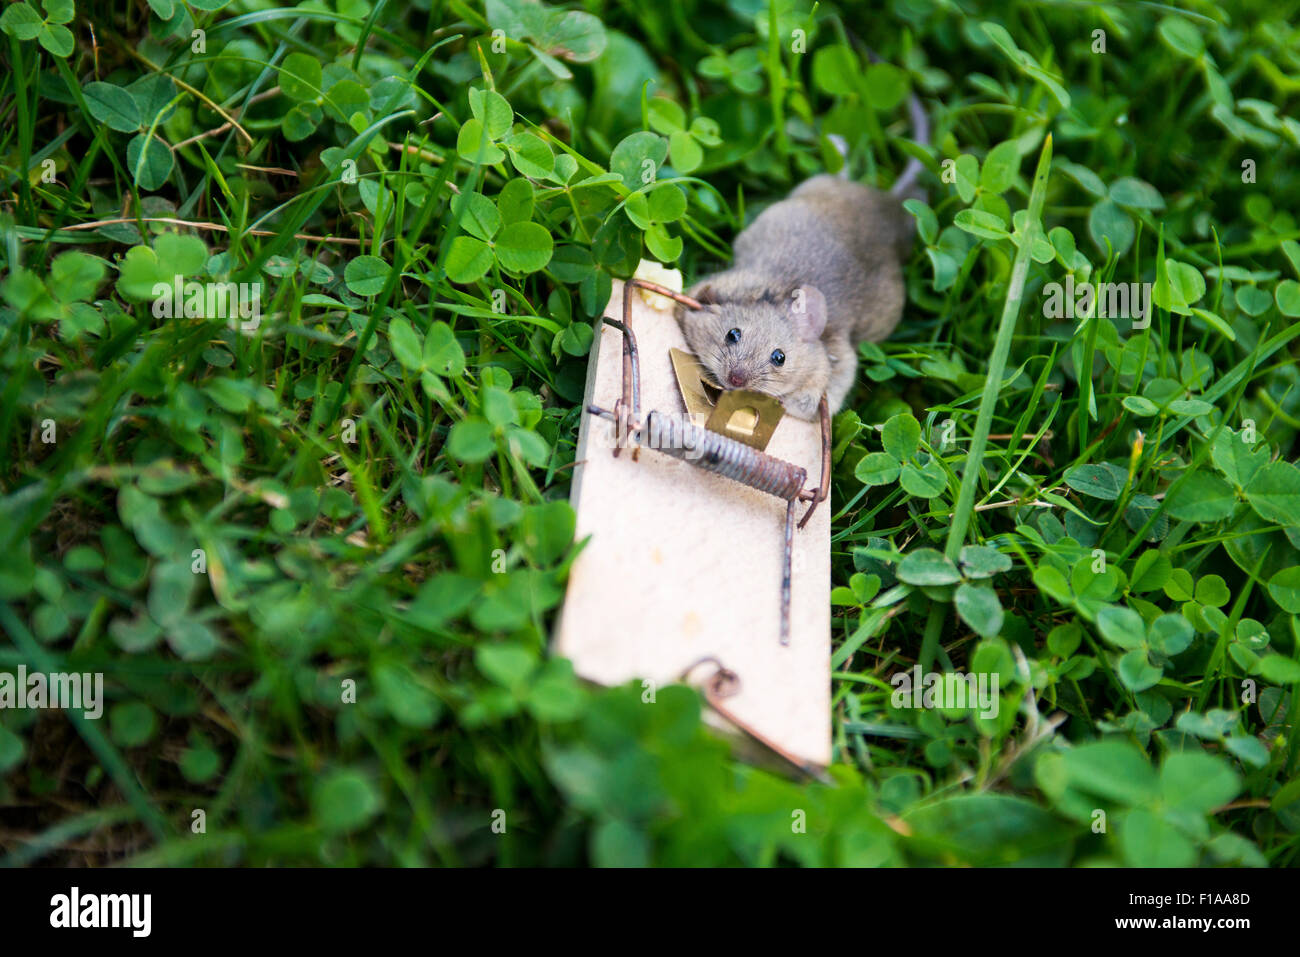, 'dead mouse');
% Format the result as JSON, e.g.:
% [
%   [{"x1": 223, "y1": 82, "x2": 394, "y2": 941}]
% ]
[{"x1": 675, "y1": 95, "x2": 928, "y2": 421}]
